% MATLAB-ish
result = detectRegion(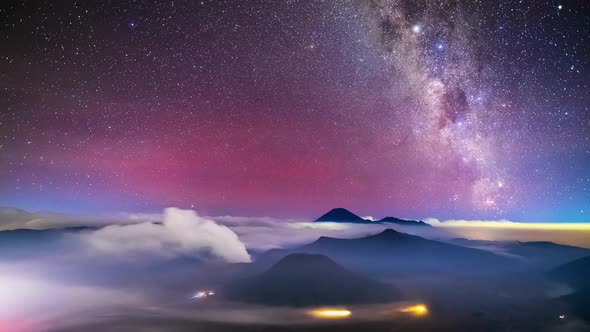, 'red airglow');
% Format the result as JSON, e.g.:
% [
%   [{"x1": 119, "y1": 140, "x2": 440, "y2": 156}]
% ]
[{"x1": 0, "y1": 320, "x2": 36, "y2": 332}]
